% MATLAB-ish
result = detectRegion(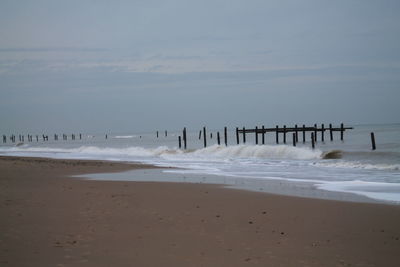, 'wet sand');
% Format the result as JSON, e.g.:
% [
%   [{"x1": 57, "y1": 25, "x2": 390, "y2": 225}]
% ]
[{"x1": 1, "y1": 156, "x2": 400, "y2": 266}]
